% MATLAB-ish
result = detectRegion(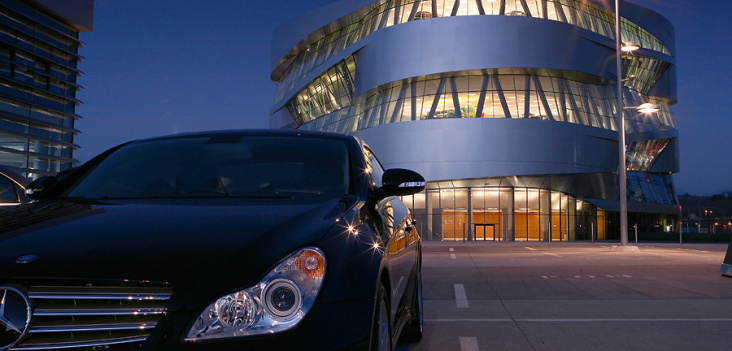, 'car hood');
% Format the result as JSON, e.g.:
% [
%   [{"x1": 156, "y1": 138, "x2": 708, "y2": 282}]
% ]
[{"x1": 0, "y1": 197, "x2": 357, "y2": 303}]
